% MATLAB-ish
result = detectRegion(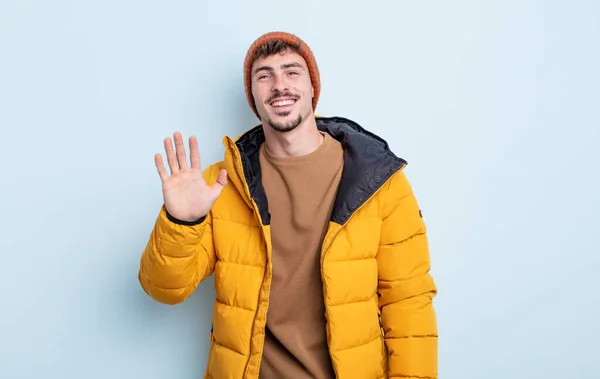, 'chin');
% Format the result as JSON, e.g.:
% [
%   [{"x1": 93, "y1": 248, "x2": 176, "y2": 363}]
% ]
[{"x1": 266, "y1": 113, "x2": 303, "y2": 133}]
